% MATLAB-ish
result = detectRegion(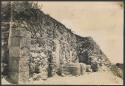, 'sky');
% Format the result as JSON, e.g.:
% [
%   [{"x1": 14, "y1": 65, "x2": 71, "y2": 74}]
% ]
[{"x1": 37, "y1": 1, "x2": 123, "y2": 64}]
